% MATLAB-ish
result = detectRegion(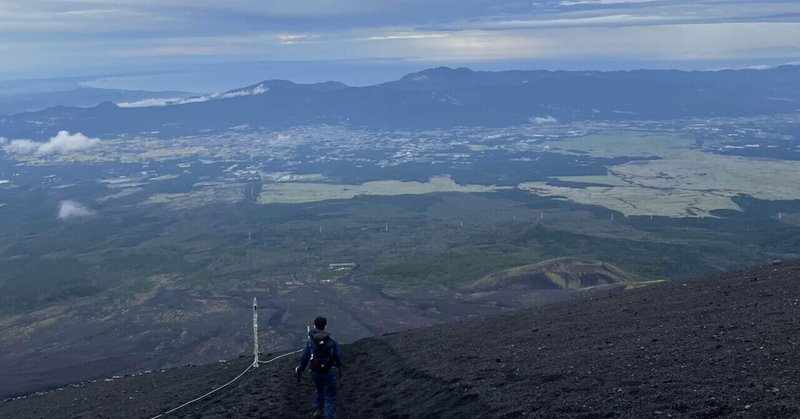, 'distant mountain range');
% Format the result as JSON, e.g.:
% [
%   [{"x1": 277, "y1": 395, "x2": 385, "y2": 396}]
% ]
[
  {"x1": 2, "y1": 66, "x2": 800, "y2": 139},
  {"x1": 0, "y1": 87, "x2": 192, "y2": 116}
]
